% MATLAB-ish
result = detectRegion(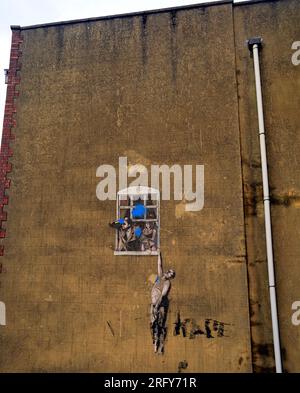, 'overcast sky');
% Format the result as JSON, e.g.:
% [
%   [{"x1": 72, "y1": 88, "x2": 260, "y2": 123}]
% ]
[{"x1": 0, "y1": 0, "x2": 248, "y2": 130}]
